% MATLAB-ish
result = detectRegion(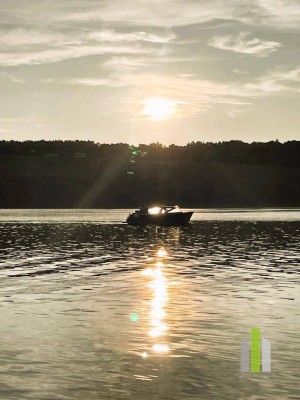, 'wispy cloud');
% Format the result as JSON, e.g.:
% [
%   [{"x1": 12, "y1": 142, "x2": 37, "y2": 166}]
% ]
[
  {"x1": 244, "y1": 67, "x2": 300, "y2": 94},
  {"x1": 56, "y1": 0, "x2": 300, "y2": 30},
  {"x1": 0, "y1": 44, "x2": 162, "y2": 67},
  {"x1": 0, "y1": 71, "x2": 24, "y2": 84},
  {"x1": 87, "y1": 29, "x2": 176, "y2": 44},
  {"x1": 256, "y1": 0, "x2": 300, "y2": 29},
  {"x1": 0, "y1": 29, "x2": 78, "y2": 47},
  {"x1": 0, "y1": 26, "x2": 175, "y2": 67},
  {"x1": 208, "y1": 32, "x2": 282, "y2": 57},
  {"x1": 103, "y1": 56, "x2": 152, "y2": 74},
  {"x1": 0, "y1": 28, "x2": 175, "y2": 48},
  {"x1": 121, "y1": 66, "x2": 300, "y2": 118},
  {"x1": 57, "y1": 0, "x2": 237, "y2": 27},
  {"x1": 38, "y1": 66, "x2": 300, "y2": 116},
  {"x1": 40, "y1": 77, "x2": 130, "y2": 88}
]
